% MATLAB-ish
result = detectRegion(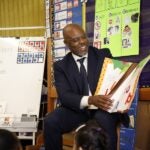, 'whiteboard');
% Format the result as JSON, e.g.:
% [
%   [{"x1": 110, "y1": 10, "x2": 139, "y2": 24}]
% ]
[{"x1": 0, "y1": 37, "x2": 46, "y2": 119}]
